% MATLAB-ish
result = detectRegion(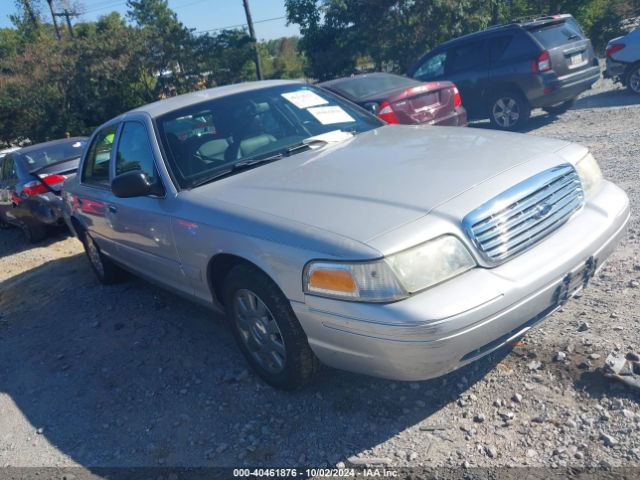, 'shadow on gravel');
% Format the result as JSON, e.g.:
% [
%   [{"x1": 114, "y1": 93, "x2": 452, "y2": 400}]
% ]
[
  {"x1": 0, "y1": 251, "x2": 512, "y2": 468},
  {"x1": 470, "y1": 113, "x2": 561, "y2": 134},
  {"x1": 572, "y1": 89, "x2": 640, "y2": 110},
  {"x1": 0, "y1": 225, "x2": 71, "y2": 260}
]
